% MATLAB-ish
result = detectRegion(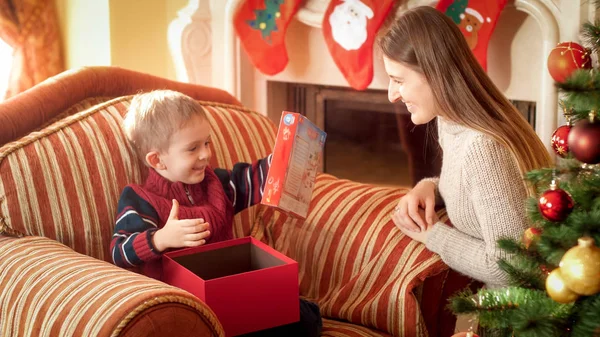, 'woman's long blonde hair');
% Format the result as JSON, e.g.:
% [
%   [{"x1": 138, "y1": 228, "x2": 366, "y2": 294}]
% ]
[{"x1": 378, "y1": 6, "x2": 552, "y2": 184}]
